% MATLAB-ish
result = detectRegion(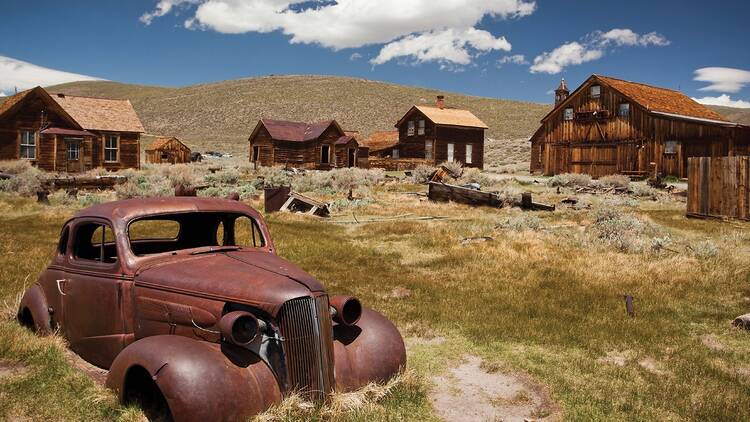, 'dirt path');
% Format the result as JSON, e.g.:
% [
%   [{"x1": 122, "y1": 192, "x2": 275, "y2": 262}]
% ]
[{"x1": 430, "y1": 355, "x2": 559, "y2": 422}]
